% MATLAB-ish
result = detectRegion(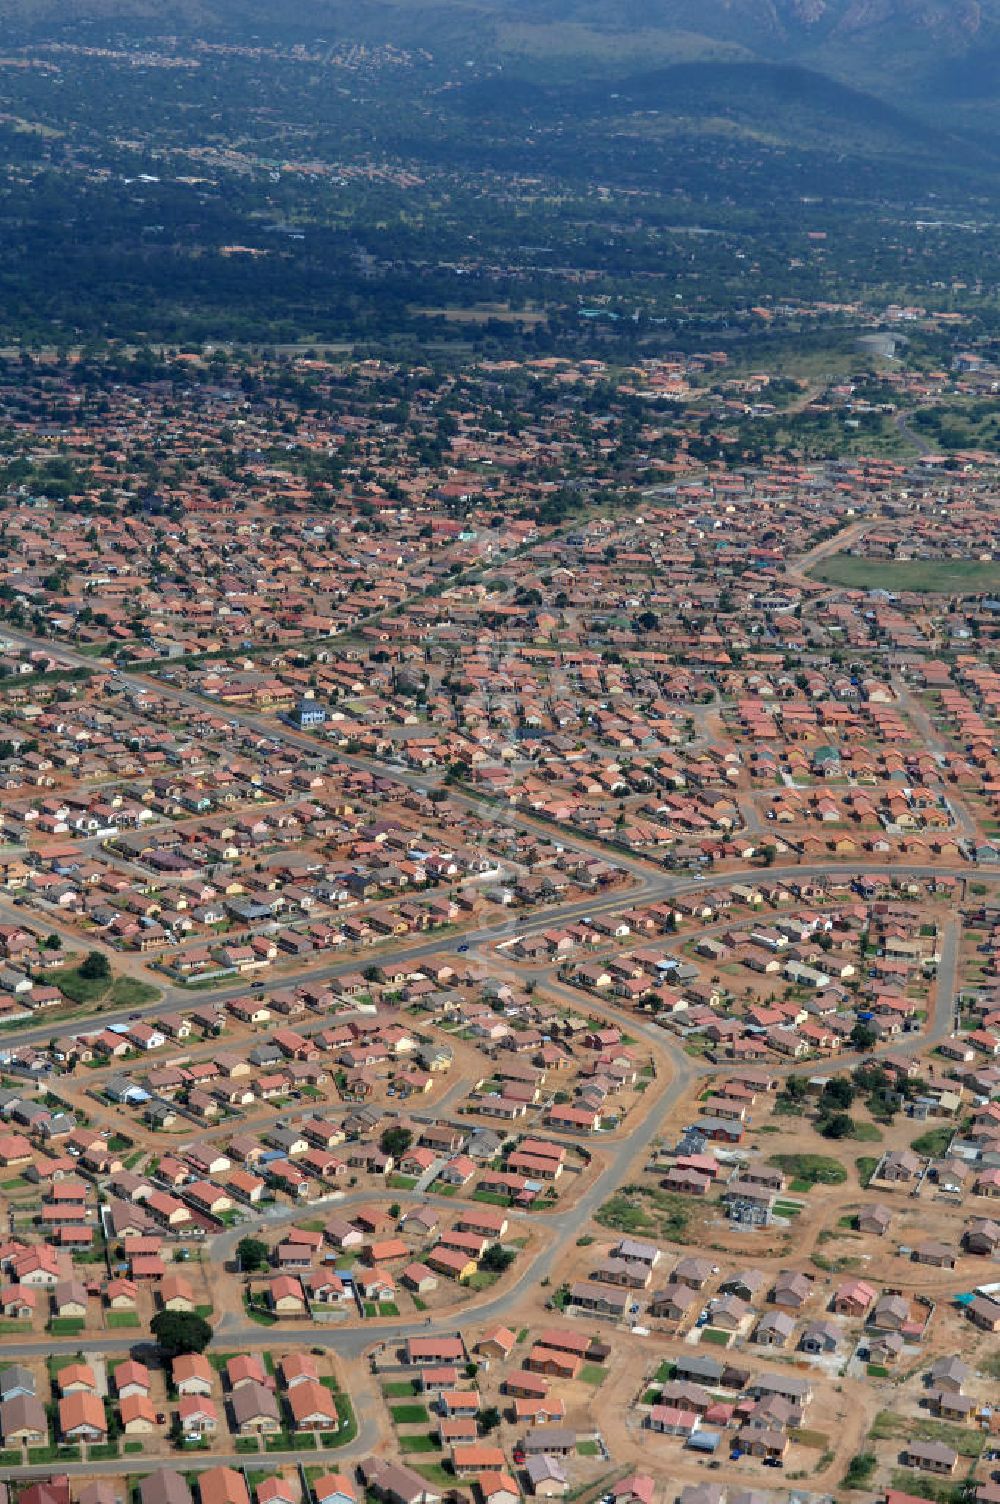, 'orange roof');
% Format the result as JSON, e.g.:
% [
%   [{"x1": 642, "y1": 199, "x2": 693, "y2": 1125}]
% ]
[
  {"x1": 199, "y1": 1469, "x2": 250, "y2": 1504},
  {"x1": 120, "y1": 1393, "x2": 157, "y2": 1425},
  {"x1": 59, "y1": 1391, "x2": 107, "y2": 1435}
]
